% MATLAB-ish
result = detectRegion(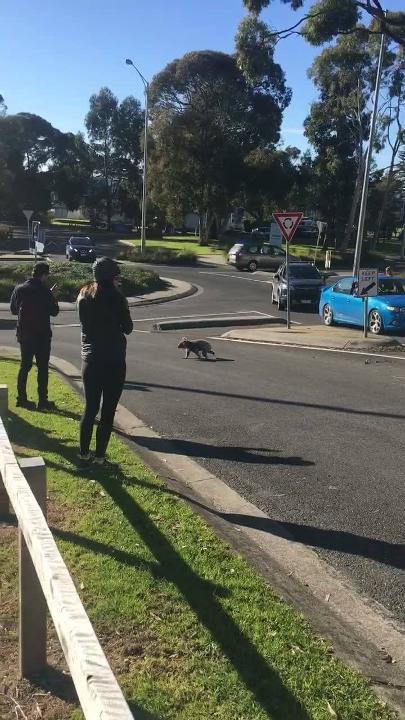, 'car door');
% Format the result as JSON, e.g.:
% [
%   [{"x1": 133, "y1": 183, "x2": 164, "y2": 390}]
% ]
[
  {"x1": 258, "y1": 244, "x2": 272, "y2": 268},
  {"x1": 330, "y1": 278, "x2": 355, "y2": 322}
]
